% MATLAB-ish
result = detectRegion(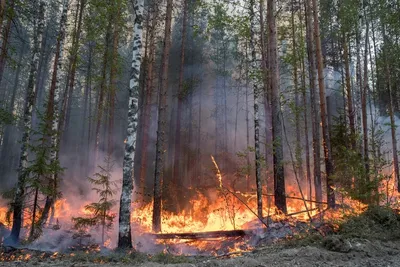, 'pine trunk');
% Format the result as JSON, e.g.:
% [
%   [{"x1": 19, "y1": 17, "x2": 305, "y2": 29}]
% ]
[
  {"x1": 305, "y1": 0, "x2": 322, "y2": 204},
  {"x1": 118, "y1": 0, "x2": 145, "y2": 249},
  {"x1": 268, "y1": 0, "x2": 286, "y2": 213},
  {"x1": 0, "y1": 0, "x2": 13, "y2": 88},
  {"x1": 152, "y1": 0, "x2": 173, "y2": 233},
  {"x1": 311, "y1": 0, "x2": 334, "y2": 208},
  {"x1": 173, "y1": 0, "x2": 187, "y2": 196}
]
